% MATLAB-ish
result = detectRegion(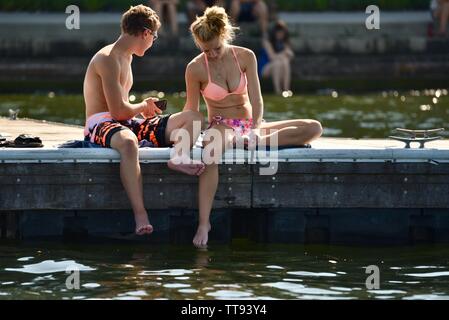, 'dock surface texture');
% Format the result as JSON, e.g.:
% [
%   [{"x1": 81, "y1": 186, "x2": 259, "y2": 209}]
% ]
[{"x1": 1, "y1": 118, "x2": 449, "y2": 244}]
